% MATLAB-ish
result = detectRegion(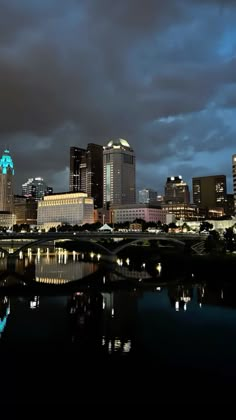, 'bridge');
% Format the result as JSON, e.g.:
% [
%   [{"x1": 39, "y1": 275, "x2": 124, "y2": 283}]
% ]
[{"x1": 0, "y1": 231, "x2": 207, "y2": 257}]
